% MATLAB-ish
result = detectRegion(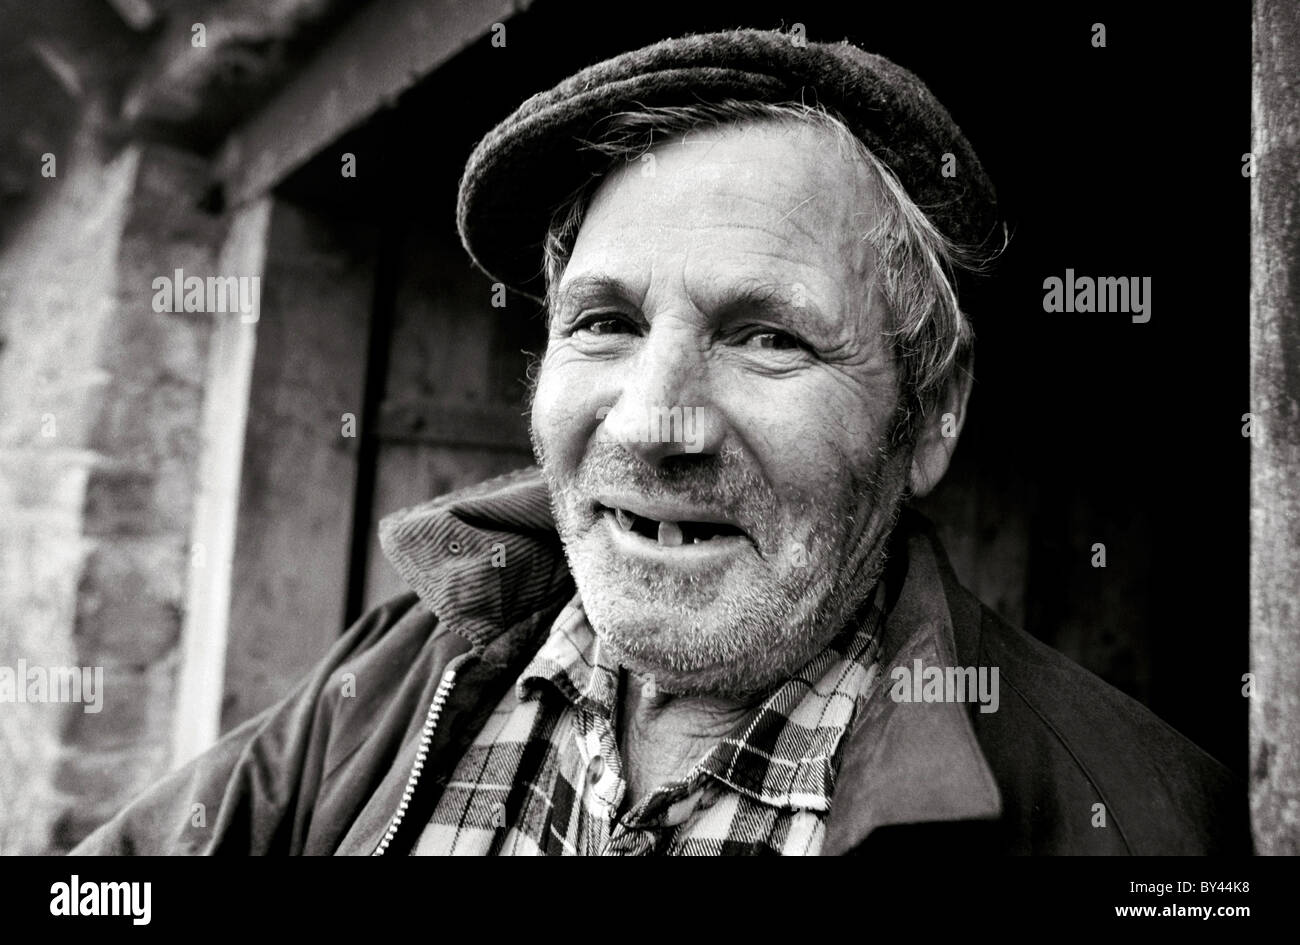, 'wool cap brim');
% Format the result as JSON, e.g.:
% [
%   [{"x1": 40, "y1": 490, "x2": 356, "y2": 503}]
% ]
[{"x1": 457, "y1": 28, "x2": 999, "y2": 304}]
